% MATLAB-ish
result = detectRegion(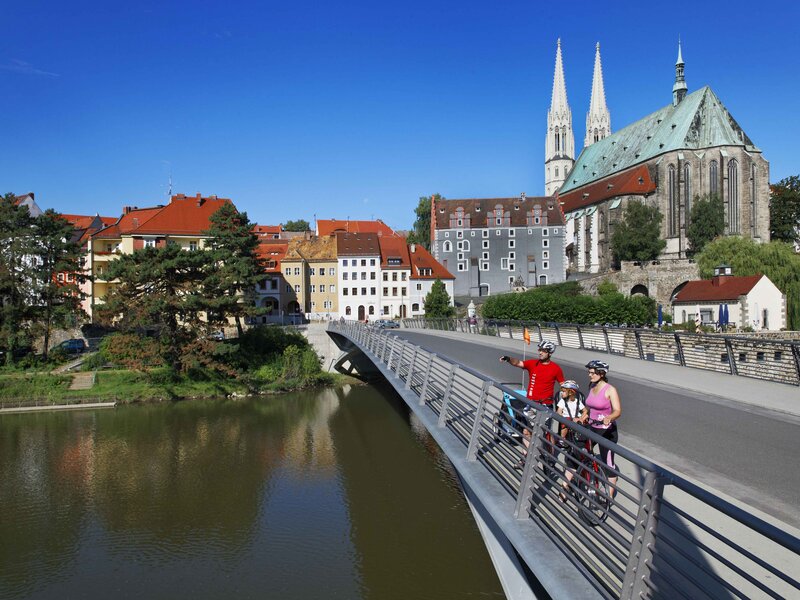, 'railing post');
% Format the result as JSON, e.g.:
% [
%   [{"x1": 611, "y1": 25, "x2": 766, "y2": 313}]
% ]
[
  {"x1": 437, "y1": 364, "x2": 459, "y2": 427},
  {"x1": 387, "y1": 337, "x2": 398, "y2": 371},
  {"x1": 674, "y1": 333, "x2": 686, "y2": 366},
  {"x1": 405, "y1": 346, "x2": 418, "y2": 390},
  {"x1": 466, "y1": 381, "x2": 492, "y2": 461},
  {"x1": 507, "y1": 322, "x2": 512, "y2": 339},
  {"x1": 576, "y1": 325, "x2": 585, "y2": 349},
  {"x1": 602, "y1": 325, "x2": 611, "y2": 353},
  {"x1": 633, "y1": 329, "x2": 645, "y2": 360},
  {"x1": 535, "y1": 322, "x2": 542, "y2": 343},
  {"x1": 419, "y1": 353, "x2": 435, "y2": 406},
  {"x1": 383, "y1": 334, "x2": 393, "y2": 364},
  {"x1": 393, "y1": 340, "x2": 405, "y2": 374},
  {"x1": 514, "y1": 407, "x2": 547, "y2": 519},
  {"x1": 724, "y1": 337, "x2": 738, "y2": 376},
  {"x1": 621, "y1": 472, "x2": 667, "y2": 600},
  {"x1": 791, "y1": 343, "x2": 800, "y2": 386},
  {"x1": 553, "y1": 323, "x2": 562, "y2": 346}
]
